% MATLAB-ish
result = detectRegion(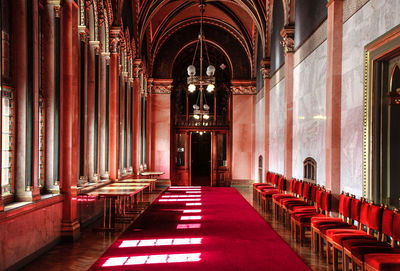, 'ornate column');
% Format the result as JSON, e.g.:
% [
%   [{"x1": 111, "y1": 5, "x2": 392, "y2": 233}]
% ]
[
  {"x1": 281, "y1": 25, "x2": 295, "y2": 179},
  {"x1": 44, "y1": 2, "x2": 60, "y2": 194},
  {"x1": 100, "y1": 52, "x2": 110, "y2": 179},
  {"x1": 59, "y1": 0, "x2": 80, "y2": 240},
  {"x1": 108, "y1": 28, "x2": 121, "y2": 181},
  {"x1": 261, "y1": 59, "x2": 271, "y2": 179},
  {"x1": 132, "y1": 59, "x2": 142, "y2": 175},
  {"x1": 325, "y1": 0, "x2": 343, "y2": 195},
  {"x1": 87, "y1": 40, "x2": 100, "y2": 182}
]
